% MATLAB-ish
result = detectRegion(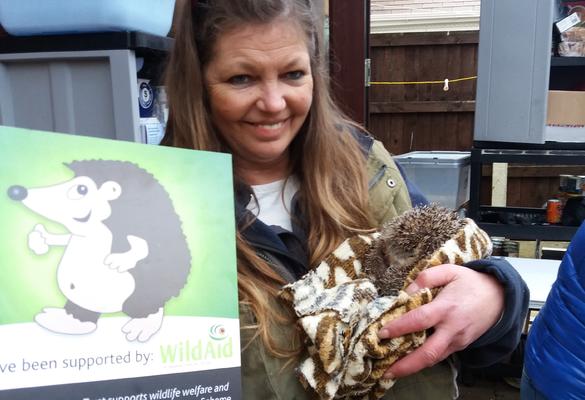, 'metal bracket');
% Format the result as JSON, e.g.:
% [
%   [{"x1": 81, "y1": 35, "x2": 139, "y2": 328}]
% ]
[{"x1": 365, "y1": 58, "x2": 371, "y2": 87}]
